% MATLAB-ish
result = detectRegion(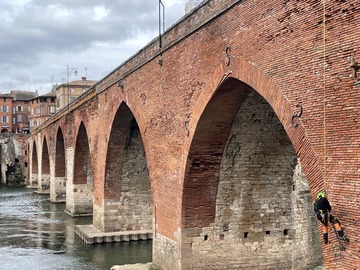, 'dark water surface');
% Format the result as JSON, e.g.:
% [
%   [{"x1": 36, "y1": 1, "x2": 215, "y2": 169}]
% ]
[{"x1": 0, "y1": 186, "x2": 152, "y2": 270}]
